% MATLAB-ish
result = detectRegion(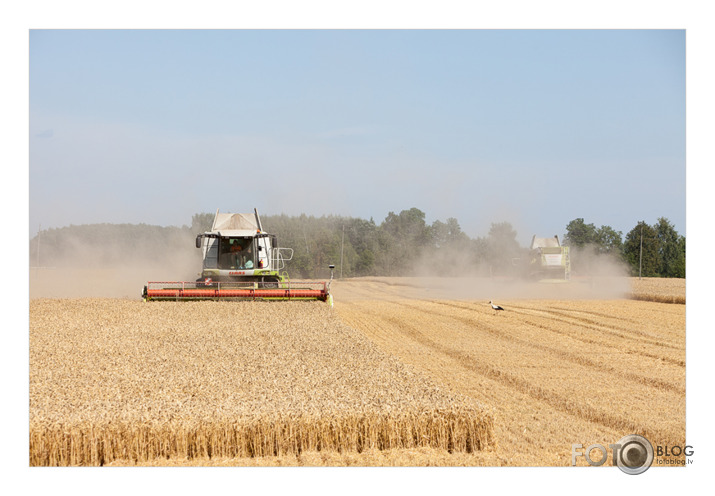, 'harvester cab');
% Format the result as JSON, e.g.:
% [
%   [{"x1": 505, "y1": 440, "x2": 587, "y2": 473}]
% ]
[
  {"x1": 194, "y1": 208, "x2": 293, "y2": 286},
  {"x1": 142, "y1": 209, "x2": 333, "y2": 303},
  {"x1": 529, "y1": 235, "x2": 571, "y2": 281}
]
